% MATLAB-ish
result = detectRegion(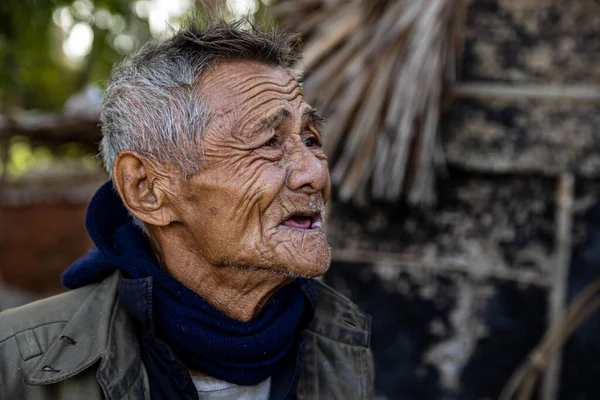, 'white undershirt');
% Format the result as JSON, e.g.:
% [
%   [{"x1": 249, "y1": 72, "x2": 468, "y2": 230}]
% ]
[{"x1": 190, "y1": 375, "x2": 271, "y2": 400}]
